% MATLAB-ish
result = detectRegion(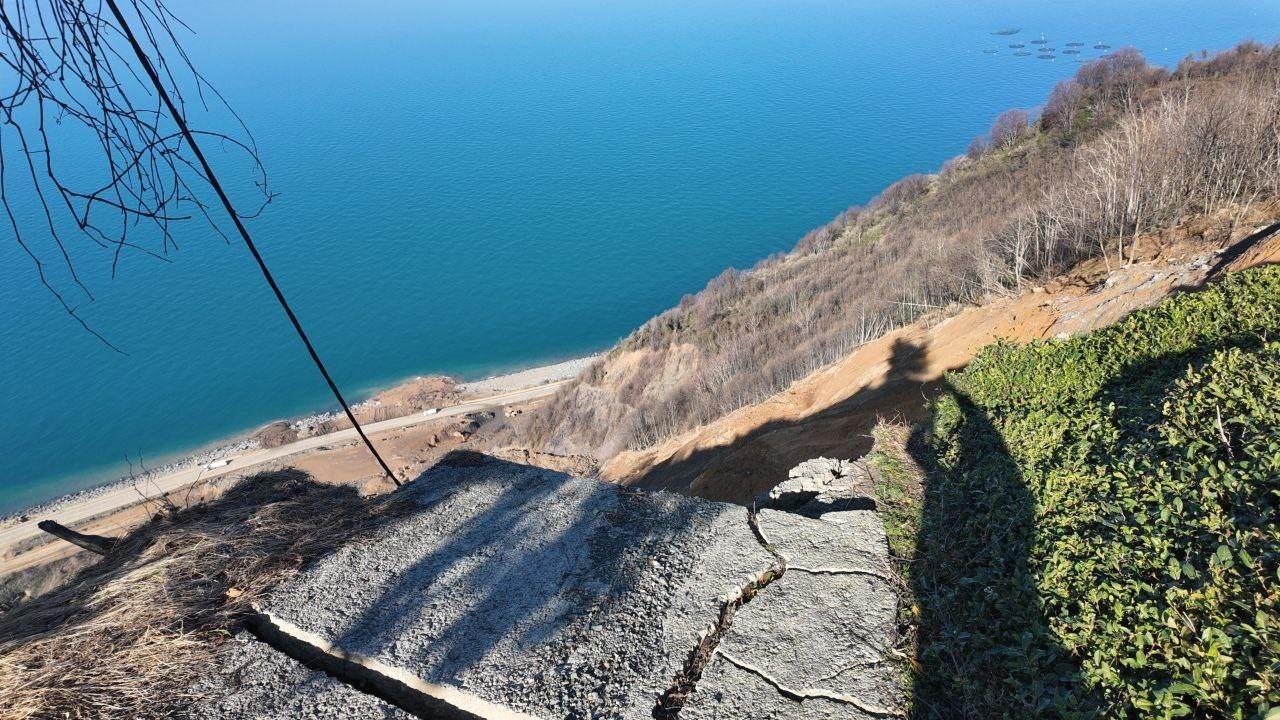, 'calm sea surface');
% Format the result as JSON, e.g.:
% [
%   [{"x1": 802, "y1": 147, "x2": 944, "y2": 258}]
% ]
[{"x1": 1, "y1": 0, "x2": 1276, "y2": 513}]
